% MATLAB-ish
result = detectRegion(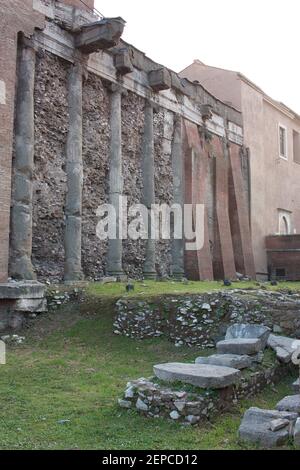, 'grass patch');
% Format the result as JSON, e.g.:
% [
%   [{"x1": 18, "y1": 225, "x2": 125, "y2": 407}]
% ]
[
  {"x1": 86, "y1": 280, "x2": 300, "y2": 300},
  {"x1": 0, "y1": 298, "x2": 297, "y2": 450}
]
